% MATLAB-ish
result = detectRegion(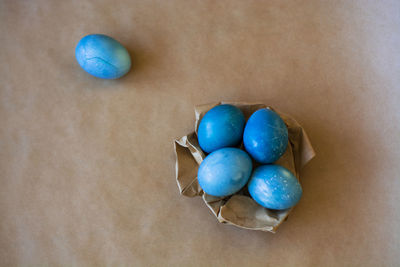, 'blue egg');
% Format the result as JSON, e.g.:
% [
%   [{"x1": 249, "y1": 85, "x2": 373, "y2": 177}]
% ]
[
  {"x1": 198, "y1": 148, "x2": 253, "y2": 197},
  {"x1": 243, "y1": 108, "x2": 288, "y2": 163},
  {"x1": 75, "y1": 34, "x2": 131, "y2": 79},
  {"x1": 248, "y1": 165, "x2": 302, "y2": 210},
  {"x1": 198, "y1": 104, "x2": 245, "y2": 153}
]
